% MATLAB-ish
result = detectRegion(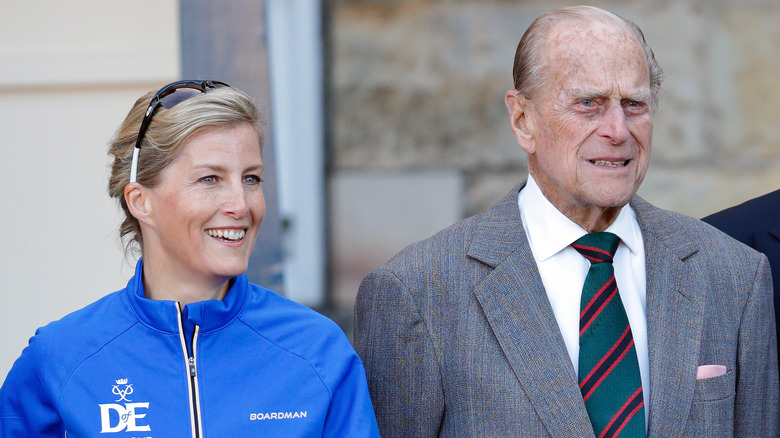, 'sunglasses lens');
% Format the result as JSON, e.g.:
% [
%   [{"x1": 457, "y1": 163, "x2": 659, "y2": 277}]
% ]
[{"x1": 159, "y1": 87, "x2": 203, "y2": 108}]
